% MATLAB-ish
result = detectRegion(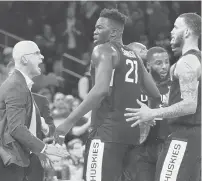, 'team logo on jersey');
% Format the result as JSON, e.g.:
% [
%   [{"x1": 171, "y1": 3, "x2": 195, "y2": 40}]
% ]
[
  {"x1": 140, "y1": 94, "x2": 168, "y2": 104},
  {"x1": 86, "y1": 139, "x2": 104, "y2": 181},
  {"x1": 159, "y1": 140, "x2": 187, "y2": 181}
]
